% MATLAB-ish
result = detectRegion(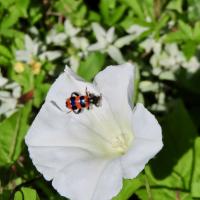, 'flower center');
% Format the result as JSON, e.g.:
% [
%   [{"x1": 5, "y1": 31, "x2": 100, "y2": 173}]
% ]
[{"x1": 105, "y1": 132, "x2": 133, "y2": 158}]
